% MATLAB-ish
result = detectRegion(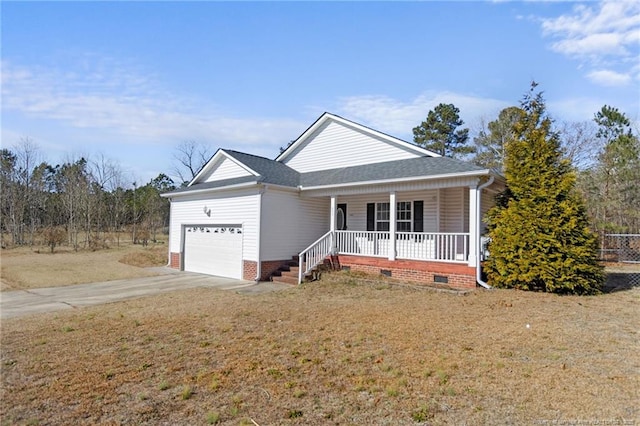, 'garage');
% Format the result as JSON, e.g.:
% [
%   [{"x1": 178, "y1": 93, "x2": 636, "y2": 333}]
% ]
[{"x1": 183, "y1": 225, "x2": 243, "y2": 279}]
